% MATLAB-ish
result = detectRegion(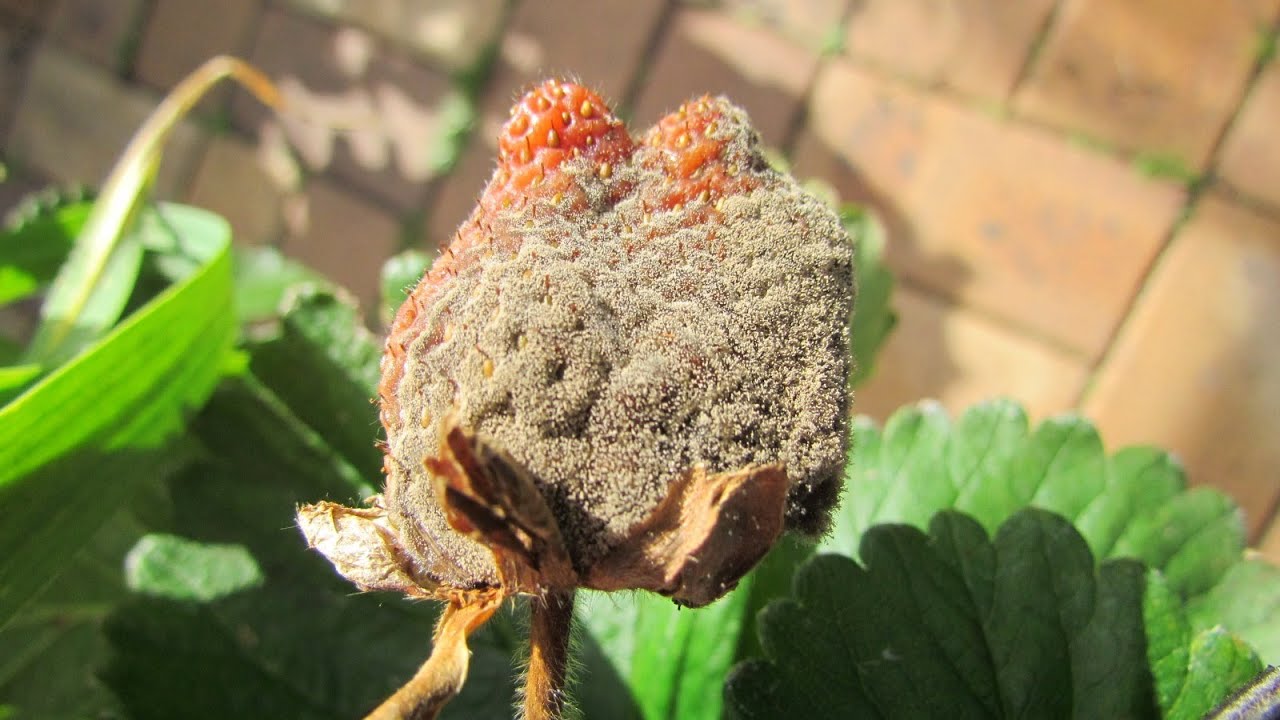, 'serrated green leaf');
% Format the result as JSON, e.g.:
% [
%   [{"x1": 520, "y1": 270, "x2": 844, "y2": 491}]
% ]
[
  {"x1": 0, "y1": 203, "x2": 235, "y2": 629},
  {"x1": 125, "y1": 534, "x2": 263, "y2": 602},
  {"x1": 0, "y1": 499, "x2": 155, "y2": 720},
  {"x1": 825, "y1": 400, "x2": 1245, "y2": 602},
  {"x1": 0, "y1": 198, "x2": 89, "y2": 306},
  {"x1": 380, "y1": 249, "x2": 432, "y2": 325},
  {"x1": 247, "y1": 289, "x2": 383, "y2": 481},
  {"x1": 230, "y1": 245, "x2": 329, "y2": 327},
  {"x1": 1186, "y1": 558, "x2": 1280, "y2": 662},
  {"x1": 726, "y1": 509, "x2": 1154, "y2": 719},
  {"x1": 100, "y1": 374, "x2": 521, "y2": 719},
  {"x1": 1145, "y1": 568, "x2": 1262, "y2": 720}
]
